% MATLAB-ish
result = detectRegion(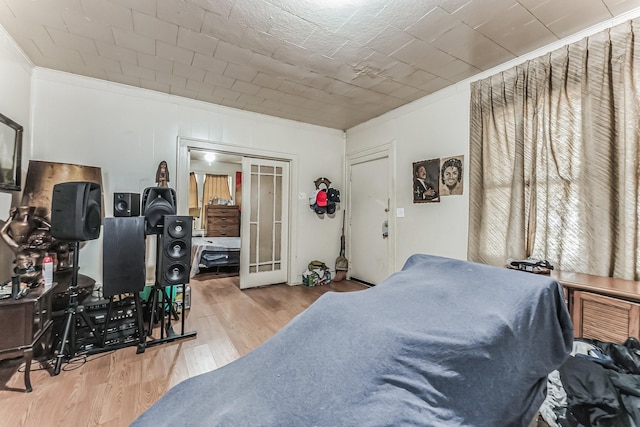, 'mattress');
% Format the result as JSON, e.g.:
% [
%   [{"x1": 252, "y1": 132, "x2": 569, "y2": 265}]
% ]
[{"x1": 190, "y1": 236, "x2": 241, "y2": 277}]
